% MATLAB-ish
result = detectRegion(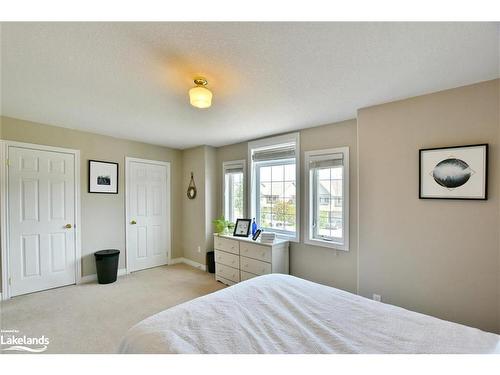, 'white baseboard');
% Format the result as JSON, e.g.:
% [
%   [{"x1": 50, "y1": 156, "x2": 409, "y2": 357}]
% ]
[
  {"x1": 170, "y1": 257, "x2": 206, "y2": 271},
  {"x1": 80, "y1": 258, "x2": 207, "y2": 283},
  {"x1": 80, "y1": 268, "x2": 127, "y2": 284},
  {"x1": 181, "y1": 258, "x2": 207, "y2": 271},
  {"x1": 170, "y1": 257, "x2": 183, "y2": 265}
]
